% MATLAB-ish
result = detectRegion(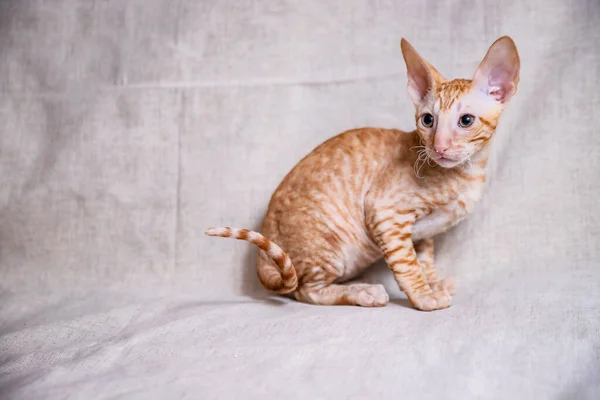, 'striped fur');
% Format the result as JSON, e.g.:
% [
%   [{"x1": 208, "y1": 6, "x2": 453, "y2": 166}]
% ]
[
  {"x1": 206, "y1": 36, "x2": 520, "y2": 311},
  {"x1": 205, "y1": 227, "x2": 297, "y2": 294}
]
